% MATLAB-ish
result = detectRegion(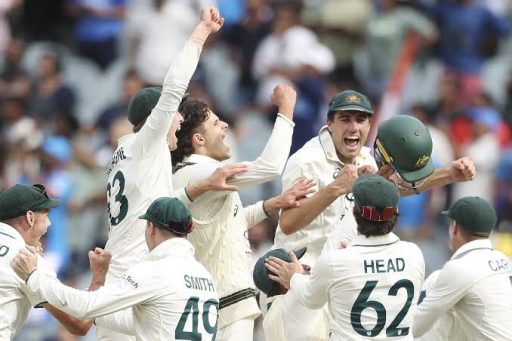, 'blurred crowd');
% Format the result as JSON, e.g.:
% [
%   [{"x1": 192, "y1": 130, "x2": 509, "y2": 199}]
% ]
[{"x1": 1, "y1": 0, "x2": 512, "y2": 339}]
